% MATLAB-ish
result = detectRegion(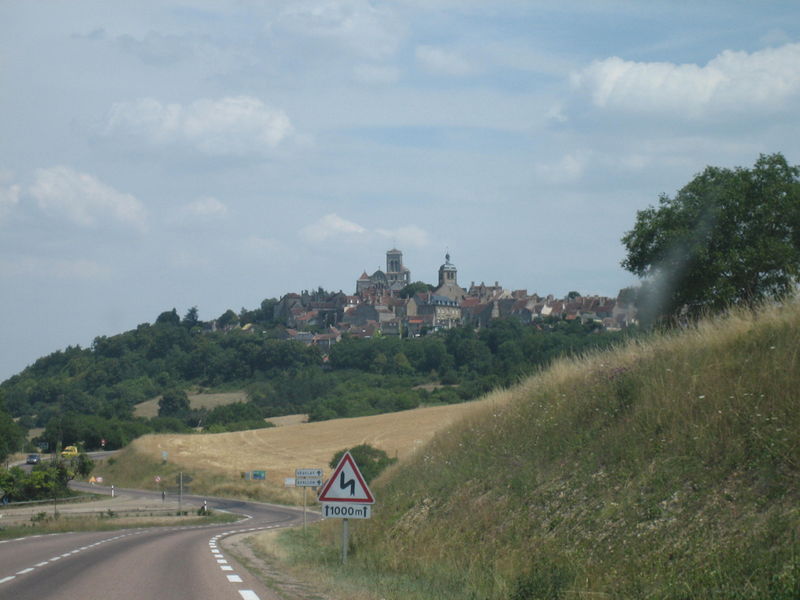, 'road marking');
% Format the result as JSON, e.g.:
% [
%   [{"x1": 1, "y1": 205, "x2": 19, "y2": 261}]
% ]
[
  {"x1": 35, "y1": 562, "x2": 48, "y2": 567},
  {"x1": 16, "y1": 568, "x2": 34, "y2": 575},
  {"x1": 227, "y1": 575, "x2": 243, "y2": 583},
  {"x1": 217, "y1": 559, "x2": 228, "y2": 564},
  {"x1": 0, "y1": 576, "x2": 16, "y2": 584},
  {"x1": 238, "y1": 591, "x2": 260, "y2": 600}
]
